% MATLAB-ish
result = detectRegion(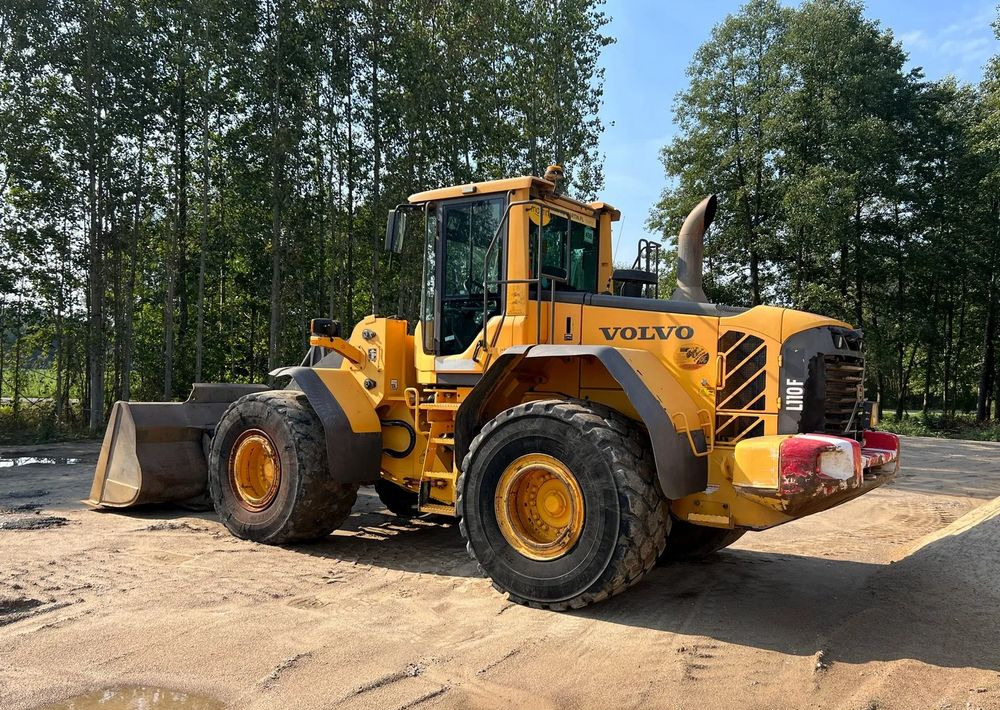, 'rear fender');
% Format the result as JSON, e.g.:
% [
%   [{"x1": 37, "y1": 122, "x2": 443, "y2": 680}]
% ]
[
  {"x1": 455, "y1": 345, "x2": 709, "y2": 499},
  {"x1": 270, "y1": 366, "x2": 382, "y2": 484}
]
